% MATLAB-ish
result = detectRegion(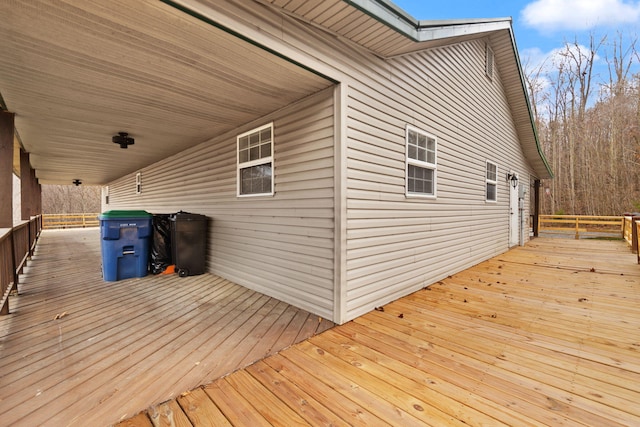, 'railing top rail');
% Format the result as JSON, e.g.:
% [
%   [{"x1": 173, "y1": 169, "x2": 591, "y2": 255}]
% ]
[
  {"x1": 539, "y1": 215, "x2": 623, "y2": 219},
  {"x1": 12, "y1": 221, "x2": 29, "y2": 231},
  {"x1": 43, "y1": 212, "x2": 100, "y2": 216}
]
